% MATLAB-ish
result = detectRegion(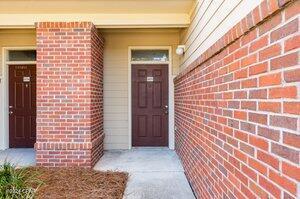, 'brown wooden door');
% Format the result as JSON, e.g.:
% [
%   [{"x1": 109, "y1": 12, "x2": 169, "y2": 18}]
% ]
[
  {"x1": 132, "y1": 64, "x2": 168, "y2": 146},
  {"x1": 9, "y1": 65, "x2": 36, "y2": 148}
]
